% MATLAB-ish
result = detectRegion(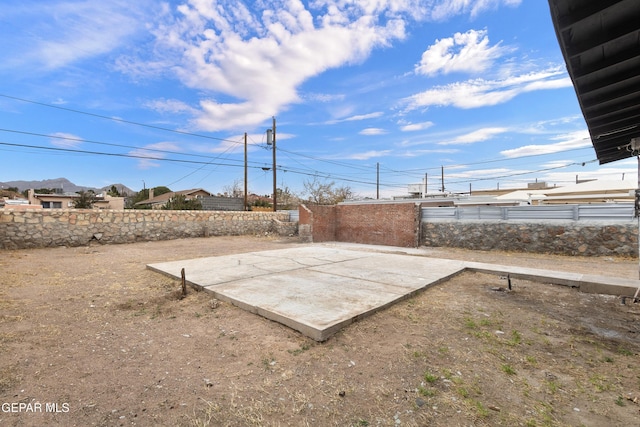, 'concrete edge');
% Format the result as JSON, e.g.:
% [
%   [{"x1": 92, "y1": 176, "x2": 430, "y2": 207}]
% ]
[{"x1": 463, "y1": 261, "x2": 640, "y2": 297}]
